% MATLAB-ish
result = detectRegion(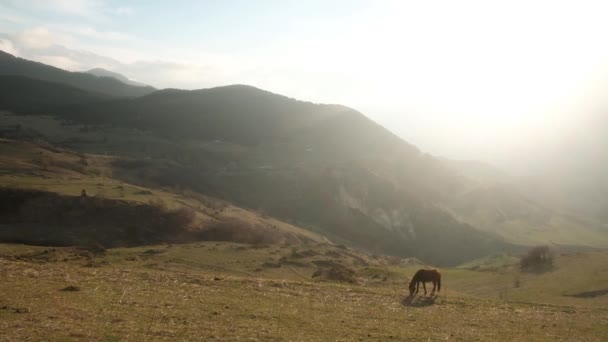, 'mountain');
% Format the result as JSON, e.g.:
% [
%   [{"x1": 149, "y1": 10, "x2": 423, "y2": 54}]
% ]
[
  {"x1": 60, "y1": 85, "x2": 420, "y2": 156},
  {"x1": 0, "y1": 75, "x2": 108, "y2": 113},
  {"x1": 443, "y1": 159, "x2": 510, "y2": 185},
  {"x1": 86, "y1": 68, "x2": 150, "y2": 88},
  {"x1": 0, "y1": 50, "x2": 155, "y2": 97},
  {"x1": 1, "y1": 55, "x2": 605, "y2": 265},
  {"x1": 0, "y1": 76, "x2": 515, "y2": 265},
  {"x1": 57, "y1": 86, "x2": 607, "y2": 260}
]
